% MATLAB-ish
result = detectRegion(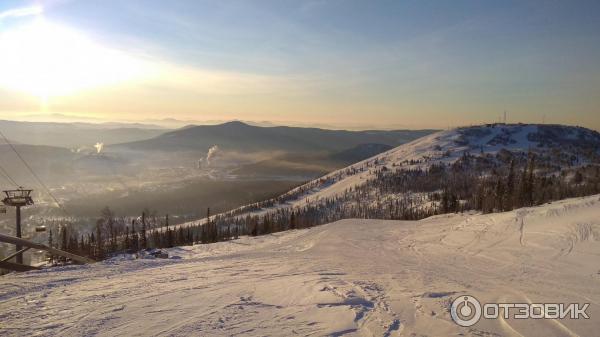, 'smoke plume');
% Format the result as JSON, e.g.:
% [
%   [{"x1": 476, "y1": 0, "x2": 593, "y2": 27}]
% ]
[
  {"x1": 206, "y1": 145, "x2": 219, "y2": 165},
  {"x1": 94, "y1": 142, "x2": 104, "y2": 154}
]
